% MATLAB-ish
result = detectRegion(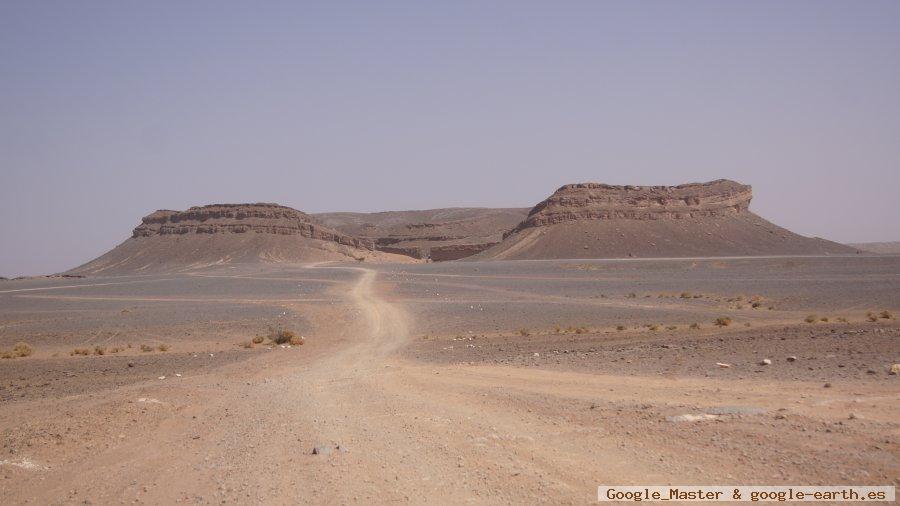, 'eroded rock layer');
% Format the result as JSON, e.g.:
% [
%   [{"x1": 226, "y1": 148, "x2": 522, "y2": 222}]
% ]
[
  {"x1": 68, "y1": 204, "x2": 412, "y2": 275},
  {"x1": 511, "y1": 179, "x2": 752, "y2": 234},
  {"x1": 315, "y1": 208, "x2": 528, "y2": 261},
  {"x1": 133, "y1": 204, "x2": 372, "y2": 250},
  {"x1": 475, "y1": 179, "x2": 857, "y2": 260}
]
